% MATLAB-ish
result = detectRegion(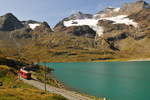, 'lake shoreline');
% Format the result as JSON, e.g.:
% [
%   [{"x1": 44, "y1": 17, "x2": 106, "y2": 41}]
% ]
[
  {"x1": 128, "y1": 58, "x2": 150, "y2": 62},
  {"x1": 46, "y1": 58, "x2": 150, "y2": 63},
  {"x1": 49, "y1": 69, "x2": 102, "y2": 99},
  {"x1": 100, "y1": 58, "x2": 150, "y2": 62},
  {"x1": 109, "y1": 58, "x2": 150, "y2": 62}
]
